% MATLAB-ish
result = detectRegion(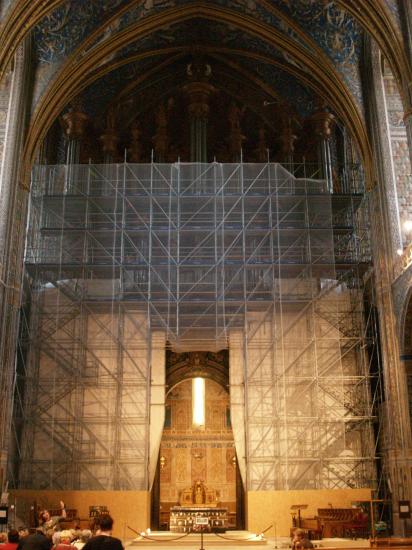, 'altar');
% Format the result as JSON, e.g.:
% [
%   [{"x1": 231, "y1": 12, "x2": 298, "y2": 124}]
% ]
[
  {"x1": 169, "y1": 506, "x2": 228, "y2": 533},
  {"x1": 169, "y1": 480, "x2": 228, "y2": 533}
]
